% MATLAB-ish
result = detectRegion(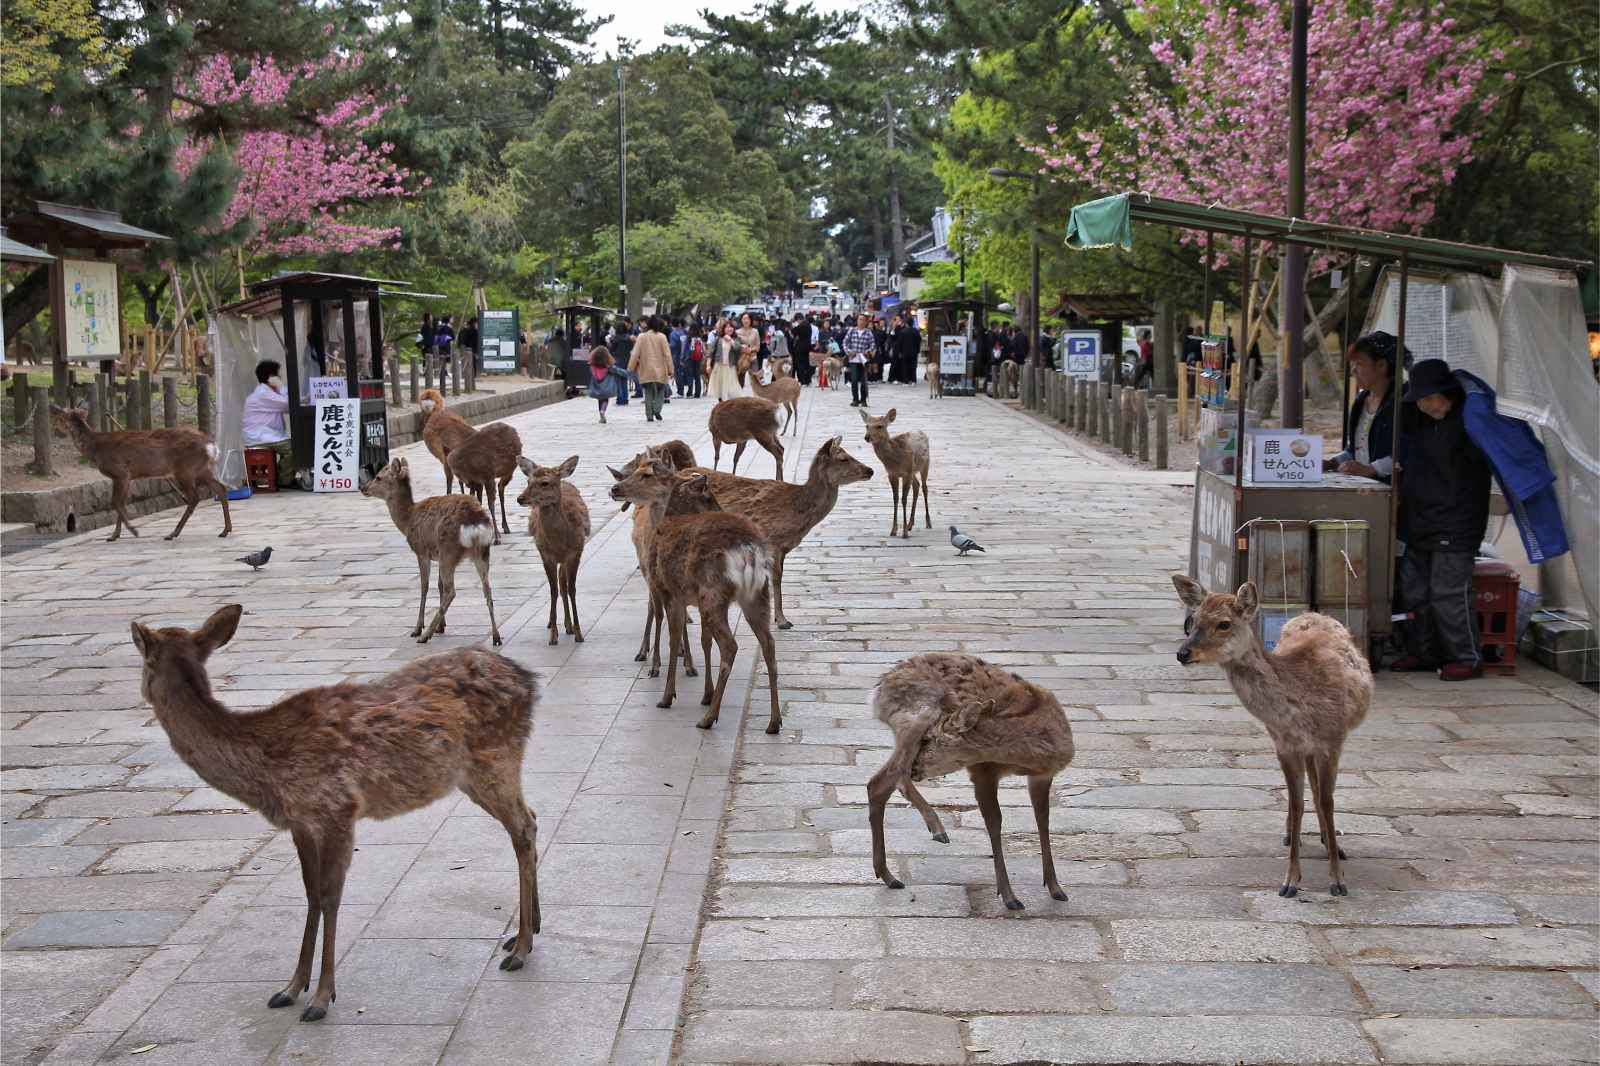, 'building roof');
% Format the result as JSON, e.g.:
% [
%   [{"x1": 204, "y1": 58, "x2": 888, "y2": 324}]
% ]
[
  {"x1": 0, "y1": 229, "x2": 55, "y2": 264},
  {"x1": 1047, "y1": 293, "x2": 1153, "y2": 321},
  {"x1": 5, "y1": 201, "x2": 170, "y2": 250},
  {"x1": 218, "y1": 272, "x2": 403, "y2": 317}
]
